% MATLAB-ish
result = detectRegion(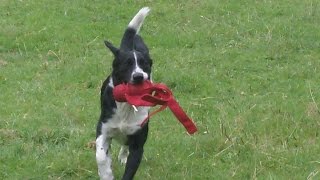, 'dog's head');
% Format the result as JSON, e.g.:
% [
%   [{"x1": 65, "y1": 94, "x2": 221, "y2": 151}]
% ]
[{"x1": 105, "y1": 35, "x2": 152, "y2": 86}]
